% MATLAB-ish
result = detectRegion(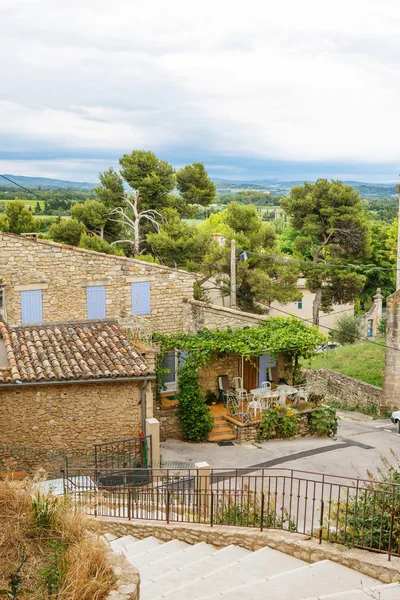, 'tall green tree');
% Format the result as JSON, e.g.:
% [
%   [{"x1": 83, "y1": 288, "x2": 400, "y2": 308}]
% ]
[
  {"x1": 71, "y1": 200, "x2": 109, "y2": 239},
  {"x1": 281, "y1": 179, "x2": 370, "y2": 325},
  {"x1": 0, "y1": 200, "x2": 39, "y2": 234},
  {"x1": 49, "y1": 218, "x2": 86, "y2": 246},
  {"x1": 199, "y1": 203, "x2": 299, "y2": 312},
  {"x1": 176, "y1": 162, "x2": 216, "y2": 206}
]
